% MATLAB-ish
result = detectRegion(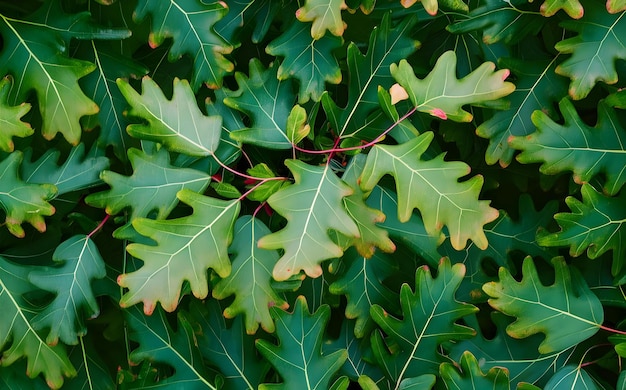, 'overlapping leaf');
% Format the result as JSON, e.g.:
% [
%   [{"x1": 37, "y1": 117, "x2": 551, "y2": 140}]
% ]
[
  {"x1": 256, "y1": 296, "x2": 348, "y2": 389},
  {"x1": 360, "y1": 132, "x2": 499, "y2": 250},
  {"x1": 544, "y1": 365, "x2": 602, "y2": 390},
  {"x1": 537, "y1": 183, "x2": 626, "y2": 275},
  {"x1": 258, "y1": 159, "x2": 359, "y2": 281},
  {"x1": 21, "y1": 144, "x2": 109, "y2": 195},
  {"x1": 391, "y1": 50, "x2": 515, "y2": 122},
  {"x1": 370, "y1": 258, "x2": 477, "y2": 386},
  {"x1": 539, "y1": 0, "x2": 584, "y2": 18},
  {"x1": 447, "y1": 0, "x2": 544, "y2": 44},
  {"x1": 0, "y1": 0, "x2": 129, "y2": 144},
  {"x1": 0, "y1": 152, "x2": 57, "y2": 237},
  {"x1": 296, "y1": 0, "x2": 347, "y2": 39},
  {"x1": 401, "y1": 0, "x2": 469, "y2": 16},
  {"x1": 66, "y1": 335, "x2": 115, "y2": 390},
  {"x1": 0, "y1": 76, "x2": 32, "y2": 152},
  {"x1": 477, "y1": 56, "x2": 569, "y2": 167},
  {"x1": 119, "y1": 189, "x2": 240, "y2": 313},
  {"x1": 555, "y1": 2, "x2": 626, "y2": 99},
  {"x1": 225, "y1": 60, "x2": 296, "y2": 149},
  {"x1": 189, "y1": 299, "x2": 269, "y2": 390},
  {"x1": 510, "y1": 98, "x2": 626, "y2": 195},
  {"x1": 85, "y1": 148, "x2": 210, "y2": 238},
  {"x1": 28, "y1": 235, "x2": 106, "y2": 346},
  {"x1": 329, "y1": 248, "x2": 399, "y2": 338},
  {"x1": 440, "y1": 351, "x2": 510, "y2": 389},
  {"x1": 212, "y1": 216, "x2": 288, "y2": 334},
  {"x1": 484, "y1": 256, "x2": 604, "y2": 354},
  {"x1": 118, "y1": 77, "x2": 223, "y2": 156},
  {"x1": 133, "y1": 0, "x2": 233, "y2": 90},
  {"x1": 0, "y1": 256, "x2": 76, "y2": 389},
  {"x1": 125, "y1": 305, "x2": 216, "y2": 389},
  {"x1": 266, "y1": 21, "x2": 343, "y2": 103},
  {"x1": 321, "y1": 12, "x2": 418, "y2": 141}
]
